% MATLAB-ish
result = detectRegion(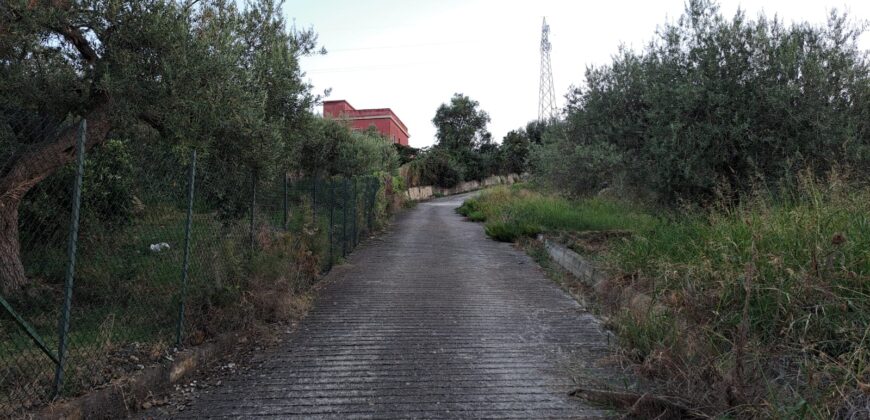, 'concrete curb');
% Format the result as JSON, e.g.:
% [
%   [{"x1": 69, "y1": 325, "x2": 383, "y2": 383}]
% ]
[
  {"x1": 539, "y1": 235, "x2": 606, "y2": 287},
  {"x1": 538, "y1": 235, "x2": 664, "y2": 318},
  {"x1": 37, "y1": 333, "x2": 239, "y2": 419}
]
